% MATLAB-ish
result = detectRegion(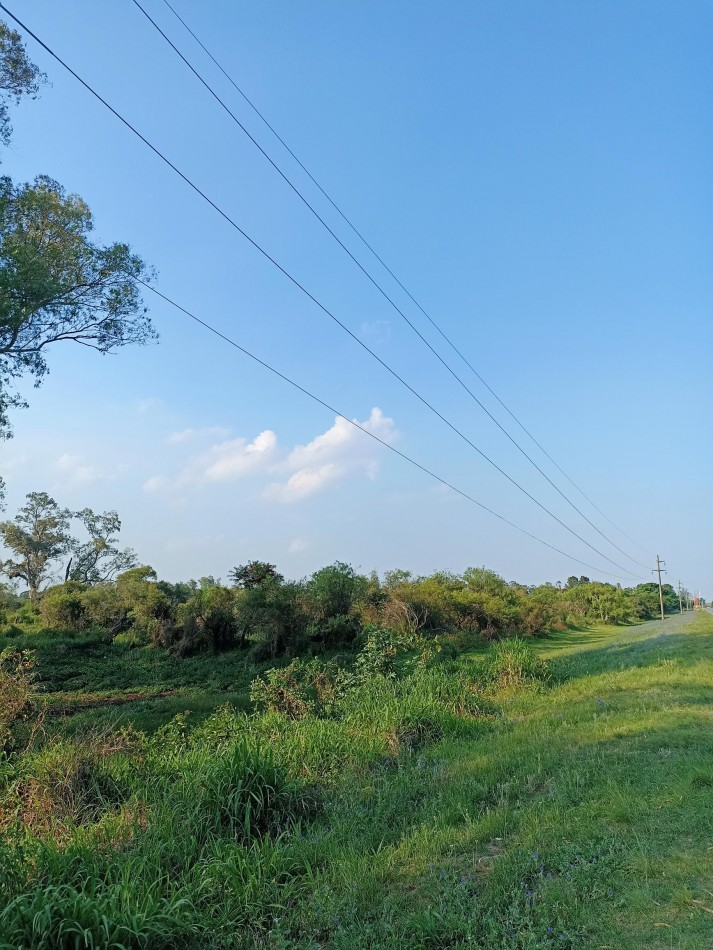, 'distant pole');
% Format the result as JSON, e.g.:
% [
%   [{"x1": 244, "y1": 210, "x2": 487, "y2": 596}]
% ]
[
  {"x1": 653, "y1": 555, "x2": 666, "y2": 621},
  {"x1": 678, "y1": 581, "x2": 683, "y2": 614}
]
